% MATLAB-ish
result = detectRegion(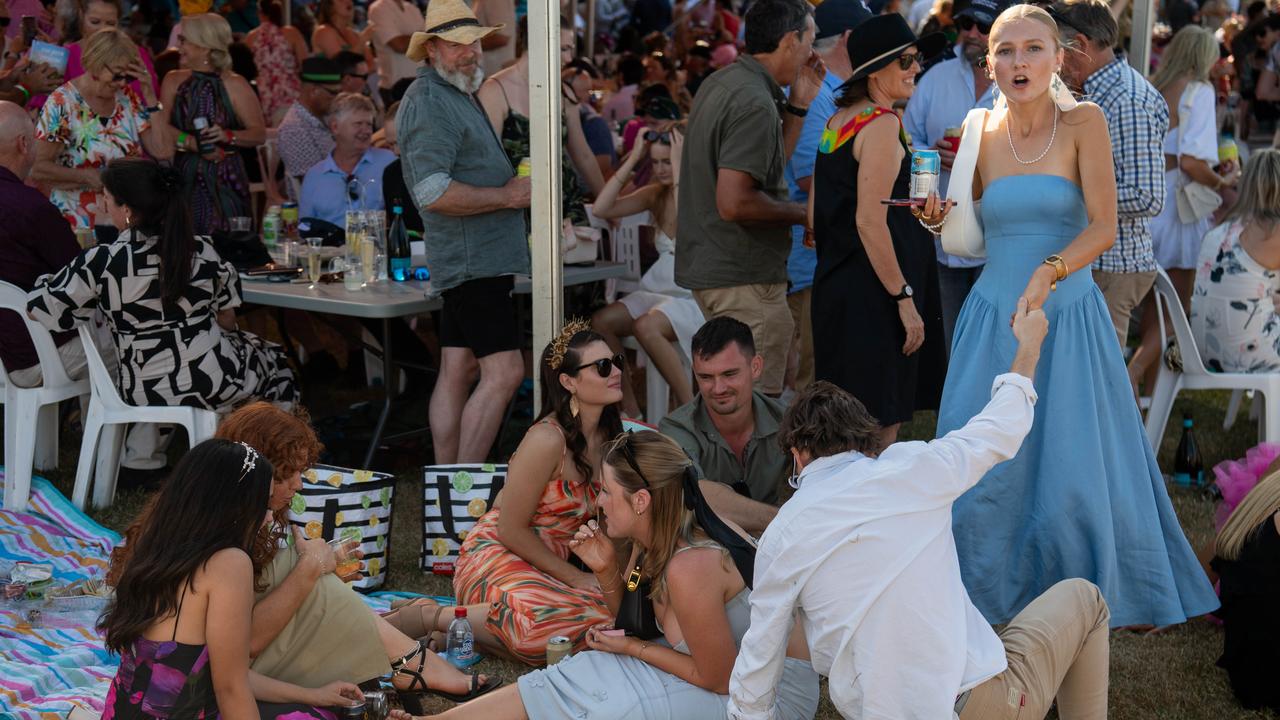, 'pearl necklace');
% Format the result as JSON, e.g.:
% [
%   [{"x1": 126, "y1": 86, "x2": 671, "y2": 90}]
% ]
[{"x1": 1006, "y1": 105, "x2": 1058, "y2": 165}]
